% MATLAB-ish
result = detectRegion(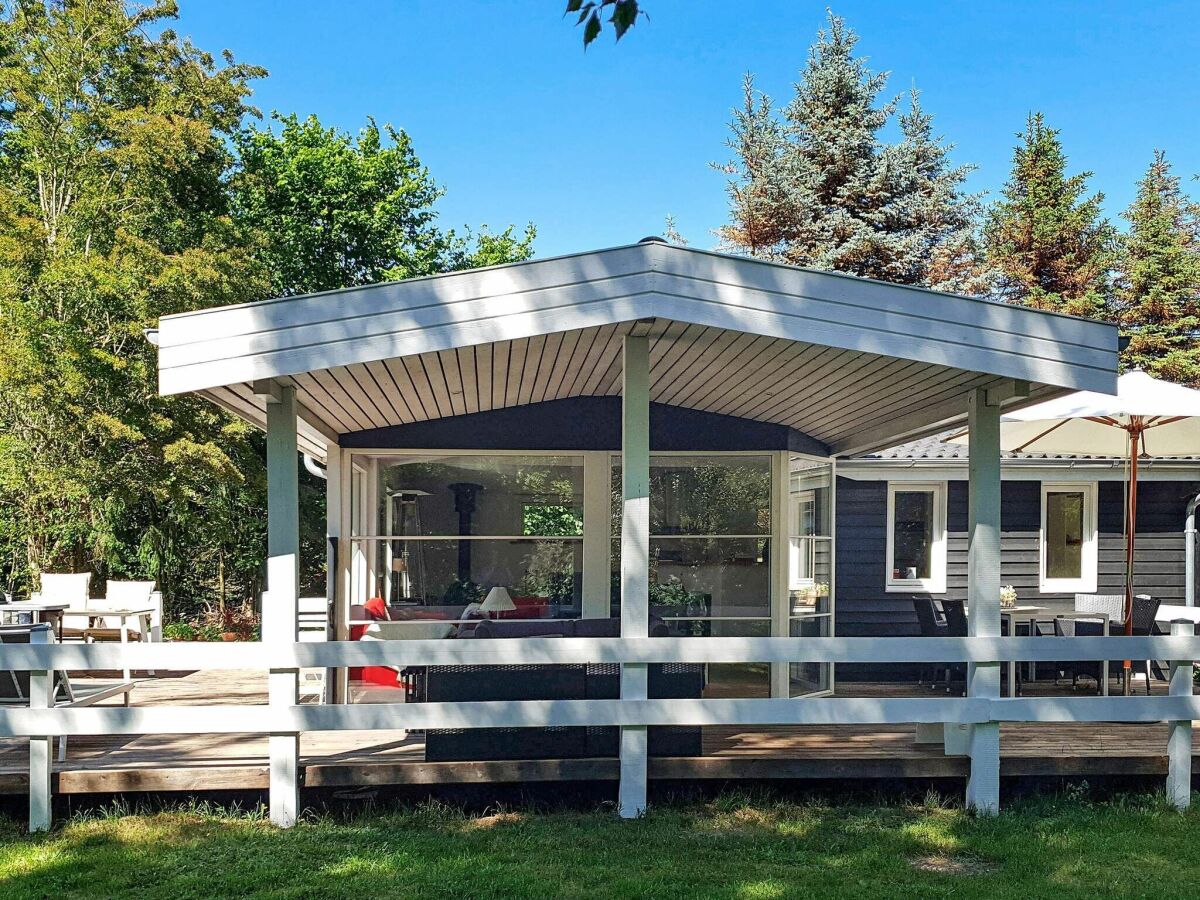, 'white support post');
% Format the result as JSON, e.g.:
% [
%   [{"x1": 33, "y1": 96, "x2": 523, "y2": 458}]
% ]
[
  {"x1": 966, "y1": 386, "x2": 1002, "y2": 815},
  {"x1": 619, "y1": 334, "x2": 650, "y2": 818},
  {"x1": 582, "y1": 451, "x2": 612, "y2": 619},
  {"x1": 265, "y1": 383, "x2": 300, "y2": 827},
  {"x1": 1167, "y1": 619, "x2": 1193, "y2": 809},
  {"x1": 770, "y1": 451, "x2": 791, "y2": 698},
  {"x1": 28, "y1": 624, "x2": 53, "y2": 833},
  {"x1": 325, "y1": 445, "x2": 343, "y2": 704},
  {"x1": 335, "y1": 450, "x2": 354, "y2": 704}
]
